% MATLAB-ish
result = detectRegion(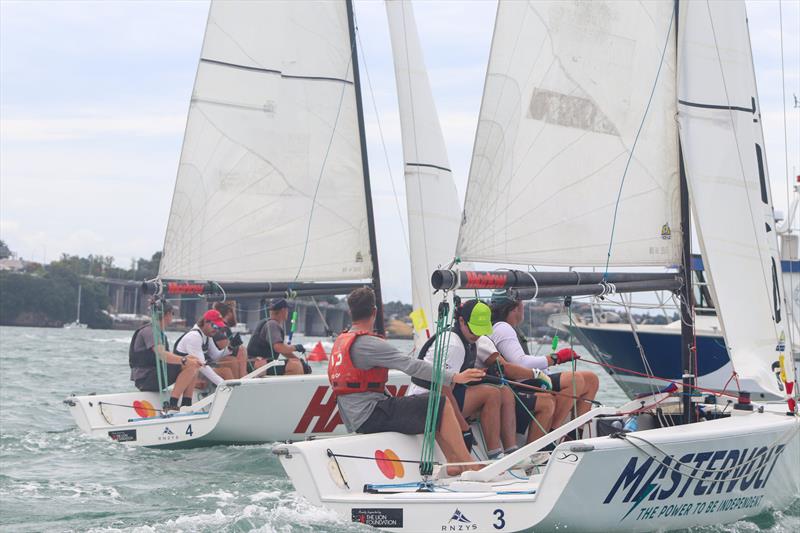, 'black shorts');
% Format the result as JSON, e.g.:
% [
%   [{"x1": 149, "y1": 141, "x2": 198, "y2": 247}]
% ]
[
  {"x1": 452, "y1": 384, "x2": 467, "y2": 411},
  {"x1": 550, "y1": 372, "x2": 563, "y2": 392},
  {"x1": 513, "y1": 392, "x2": 539, "y2": 435},
  {"x1": 134, "y1": 364, "x2": 181, "y2": 392},
  {"x1": 357, "y1": 393, "x2": 443, "y2": 435}
]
